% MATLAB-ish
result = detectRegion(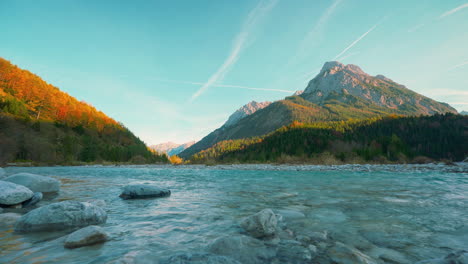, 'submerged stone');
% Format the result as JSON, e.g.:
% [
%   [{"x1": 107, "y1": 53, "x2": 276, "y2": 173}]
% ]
[
  {"x1": 64, "y1": 225, "x2": 108, "y2": 249},
  {"x1": 207, "y1": 235, "x2": 275, "y2": 264},
  {"x1": 22, "y1": 192, "x2": 43, "y2": 208}
]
